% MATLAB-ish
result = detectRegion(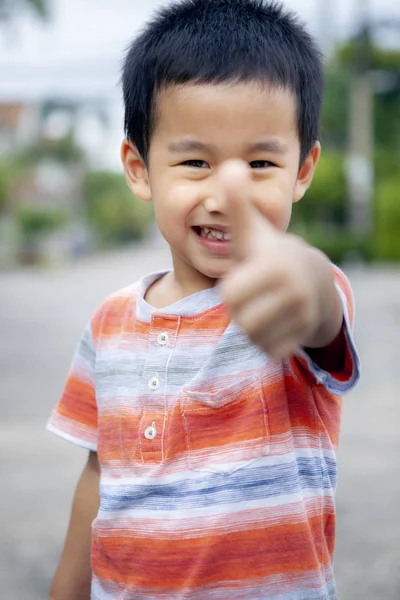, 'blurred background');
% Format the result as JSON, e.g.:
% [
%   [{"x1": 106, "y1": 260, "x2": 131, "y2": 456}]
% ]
[{"x1": 0, "y1": 1, "x2": 399, "y2": 599}]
